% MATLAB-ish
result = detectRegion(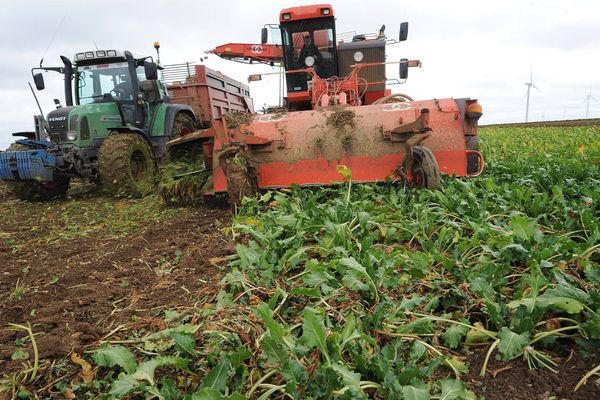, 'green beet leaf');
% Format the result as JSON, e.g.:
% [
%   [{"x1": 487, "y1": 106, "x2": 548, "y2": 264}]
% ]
[
  {"x1": 92, "y1": 345, "x2": 137, "y2": 374},
  {"x1": 497, "y1": 328, "x2": 529, "y2": 360}
]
